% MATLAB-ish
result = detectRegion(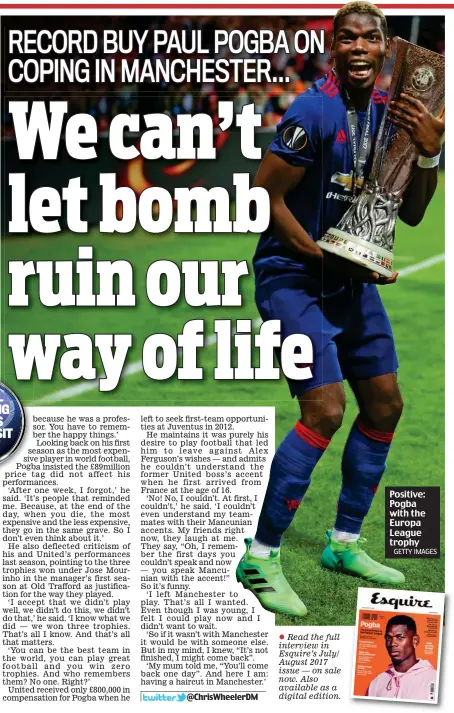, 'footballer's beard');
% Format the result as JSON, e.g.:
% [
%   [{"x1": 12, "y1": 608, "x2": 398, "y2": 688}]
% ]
[
  {"x1": 390, "y1": 653, "x2": 404, "y2": 665},
  {"x1": 389, "y1": 650, "x2": 417, "y2": 671},
  {"x1": 345, "y1": 83, "x2": 375, "y2": 110}
]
